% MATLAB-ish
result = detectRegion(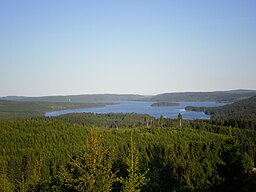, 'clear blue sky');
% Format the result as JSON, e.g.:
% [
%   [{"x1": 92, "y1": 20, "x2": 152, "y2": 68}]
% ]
[{"x1": 1, "y1": 0, "x2": 256, "y2": 96}]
